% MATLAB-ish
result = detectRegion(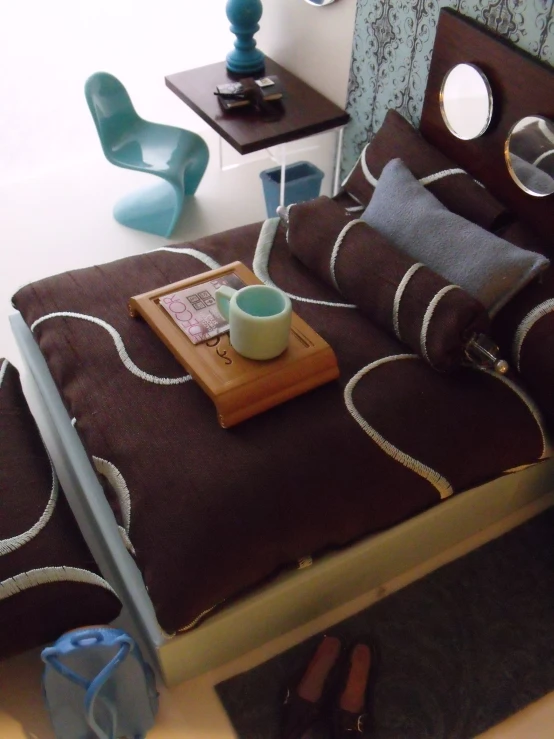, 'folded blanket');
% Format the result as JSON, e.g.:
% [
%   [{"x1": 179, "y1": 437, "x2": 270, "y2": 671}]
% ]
[
  {"x1": 341, "y1": 109, "x2": 508, "y2": 231},
  {"x1": 0, "y1": 359, "x2": 121, "y2": 658},
  {"x1": 286, "y1": 196, "x2": 490, "y2": 372}
]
